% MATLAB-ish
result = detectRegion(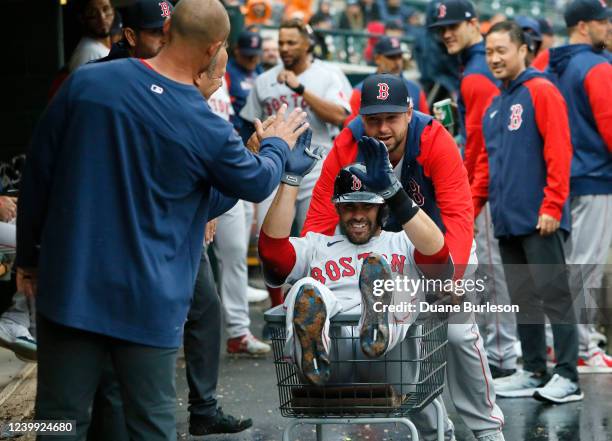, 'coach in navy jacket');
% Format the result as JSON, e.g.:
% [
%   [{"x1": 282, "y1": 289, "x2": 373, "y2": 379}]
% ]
[{"x1": 473, "y1": 21, "x2": 582, "y2": 405}]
